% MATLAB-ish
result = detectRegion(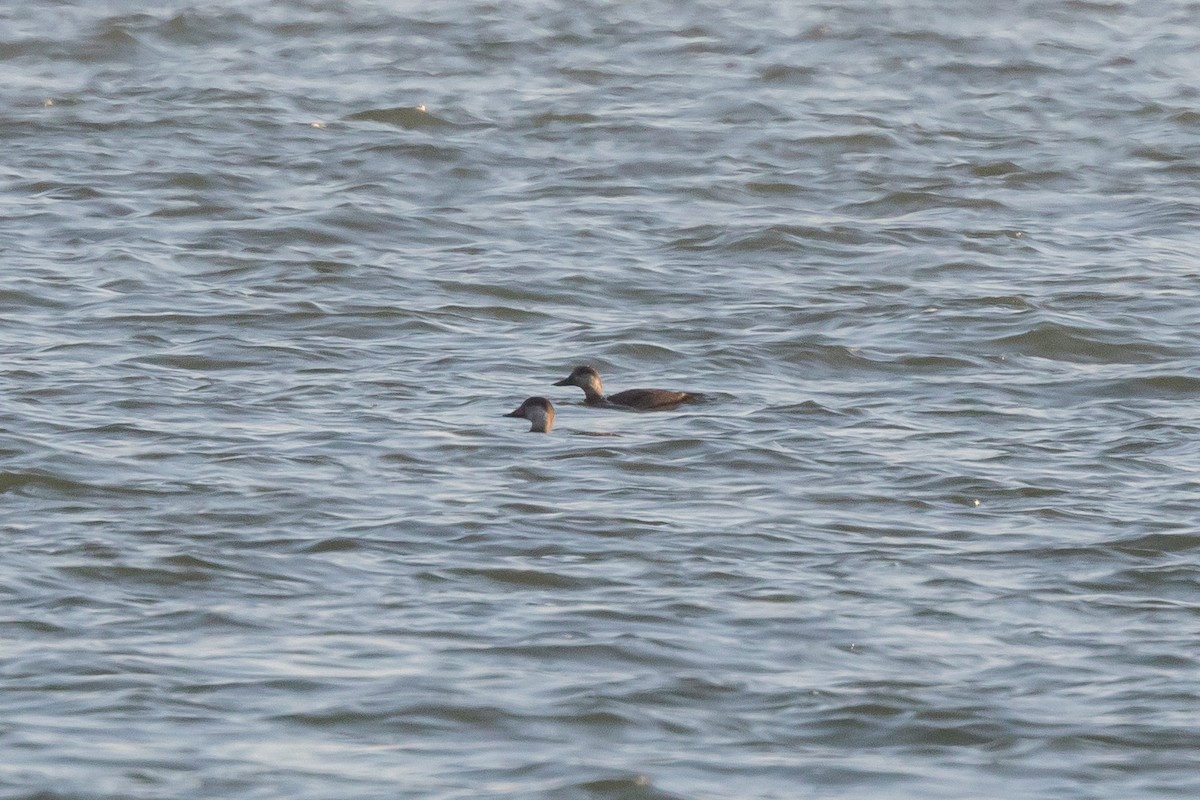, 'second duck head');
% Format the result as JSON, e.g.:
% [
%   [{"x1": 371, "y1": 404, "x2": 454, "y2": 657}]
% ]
[
  {"x1": 553, "y1": 365, "x2": 604, "y2": 403},
  {"x1": 504, "y1": 396, "x2": 555, "y2": 433}
]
